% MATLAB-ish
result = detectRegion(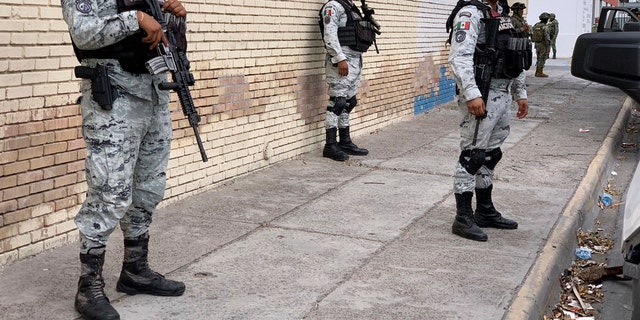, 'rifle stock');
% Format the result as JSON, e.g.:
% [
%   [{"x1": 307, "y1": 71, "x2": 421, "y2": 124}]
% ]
[{"x1": 145, "y1": 0, "x2": 208, "y2": 162}]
